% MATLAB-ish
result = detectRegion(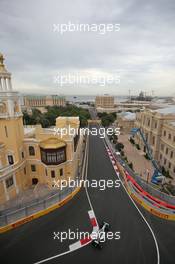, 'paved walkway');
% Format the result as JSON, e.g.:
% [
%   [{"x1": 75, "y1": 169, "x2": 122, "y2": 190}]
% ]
[{"x1": 118, "y1": 134, "x2": 153, "y2": 182}]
